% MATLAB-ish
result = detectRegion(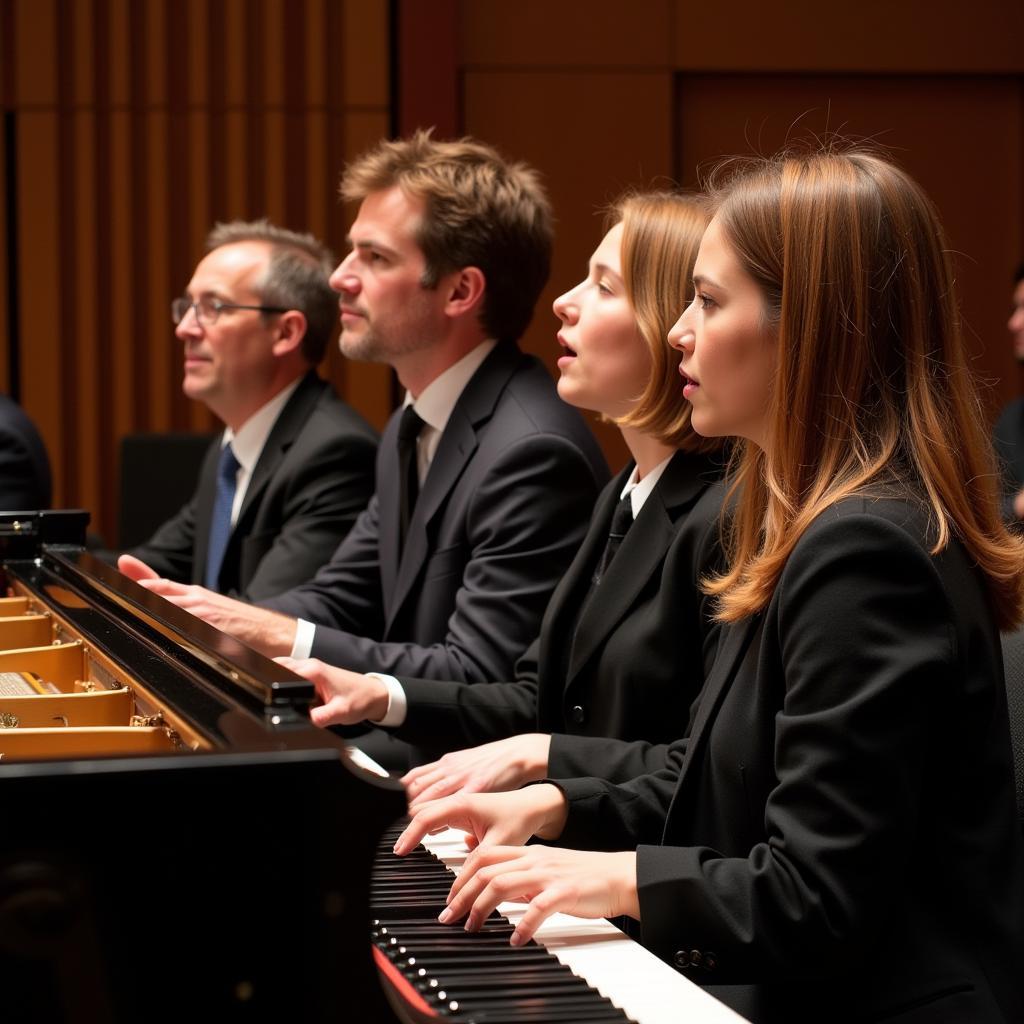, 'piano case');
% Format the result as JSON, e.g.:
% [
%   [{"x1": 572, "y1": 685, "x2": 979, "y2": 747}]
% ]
[{"x1": 0, "y1": 511, "x2": 419, "y2": 1023}]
